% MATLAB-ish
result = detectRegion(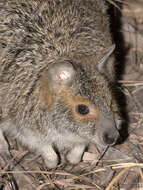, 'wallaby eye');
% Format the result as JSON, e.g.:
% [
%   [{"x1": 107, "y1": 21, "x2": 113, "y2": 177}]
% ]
[{"x1": 76, "y1": 104, "x2": 90, "y2": 115}]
